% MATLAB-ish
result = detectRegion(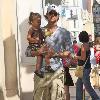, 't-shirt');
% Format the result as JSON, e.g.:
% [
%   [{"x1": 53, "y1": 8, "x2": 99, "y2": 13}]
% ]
[
  {"x1": 41, "y1": 27, "x2": 73, "y2": 71},
  {"x1": 72, "y1": 44, "x2": 79, "y2": 55},
  {"x1": 77, "y1": 48, "x2": 91, "y2": 69}
]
